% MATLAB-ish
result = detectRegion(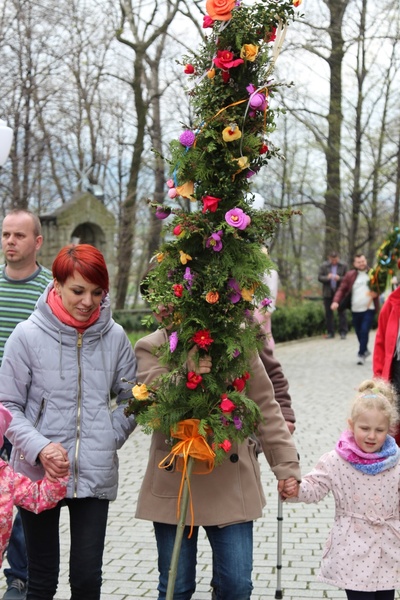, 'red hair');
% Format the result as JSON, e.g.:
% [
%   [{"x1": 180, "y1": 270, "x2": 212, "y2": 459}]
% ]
[{"x1": 52, "y1": 244, "x2": 109, "y2": 292}]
